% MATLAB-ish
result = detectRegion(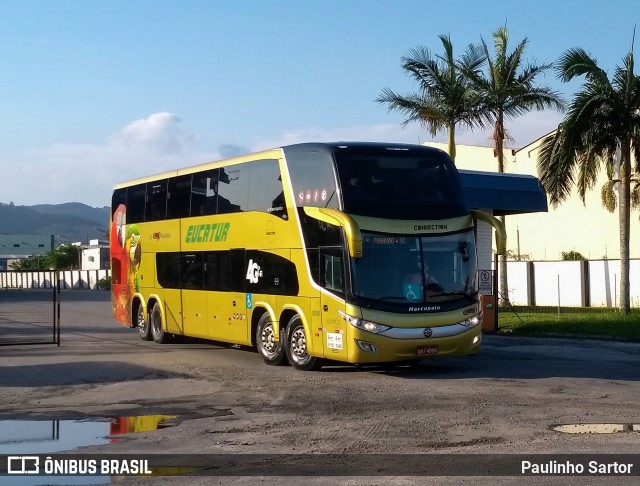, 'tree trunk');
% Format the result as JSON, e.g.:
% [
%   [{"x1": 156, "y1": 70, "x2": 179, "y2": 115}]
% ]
[
  {"x1": 493, "y1": 116, "x2": 510, "y2": 305},
  {"x1": 618, "y1": 145, "x2": 631, "y2": 314},
  {"x1": 447, "y1": 124, "x2": 456, "y2": 162}
]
